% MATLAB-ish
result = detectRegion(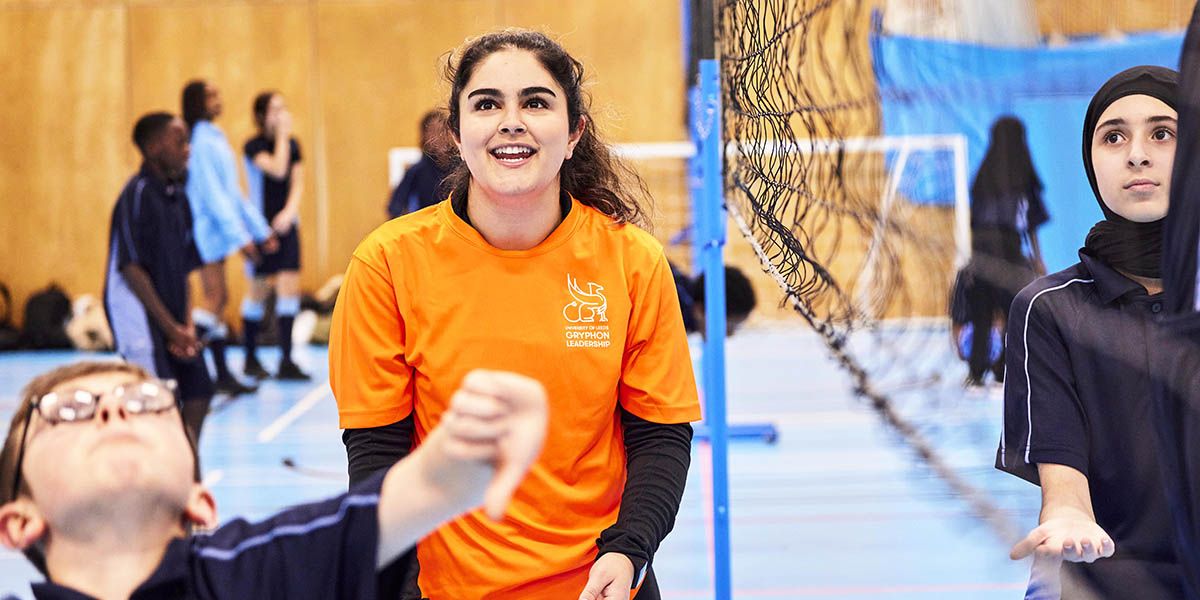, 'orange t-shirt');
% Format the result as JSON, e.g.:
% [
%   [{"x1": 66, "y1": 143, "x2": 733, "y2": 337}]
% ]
[{"x1": 329, "y1": 198, "x2": 701, "y2": 599}]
